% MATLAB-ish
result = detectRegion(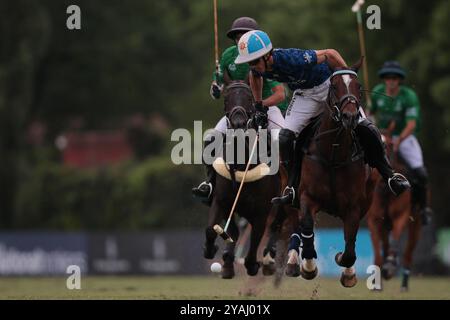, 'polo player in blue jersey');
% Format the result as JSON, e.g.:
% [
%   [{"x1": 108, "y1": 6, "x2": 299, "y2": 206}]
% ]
[{"x1": 235, "y1": 30, "x2": 411, "y2": 206}]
